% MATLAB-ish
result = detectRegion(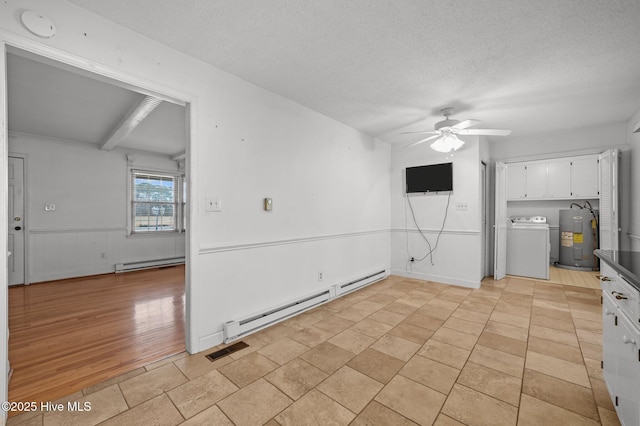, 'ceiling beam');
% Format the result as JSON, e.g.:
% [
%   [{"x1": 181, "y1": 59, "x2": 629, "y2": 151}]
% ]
[
  {"x1": 100, "y1": 96, "x2": 162, "y2": 151},
  {"x1": 171, "y1": 151, "x2": 186, "y2": 161}
]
